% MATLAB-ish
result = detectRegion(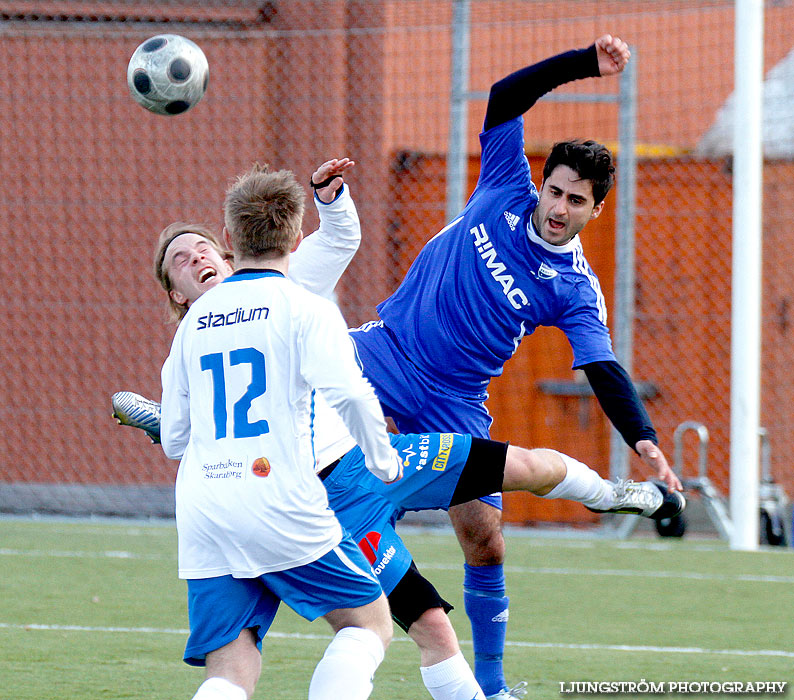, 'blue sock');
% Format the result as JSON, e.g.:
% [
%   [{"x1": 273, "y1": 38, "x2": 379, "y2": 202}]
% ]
[{"x1": 463, "y1": 563, "x2": 508, "y2": 696}]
